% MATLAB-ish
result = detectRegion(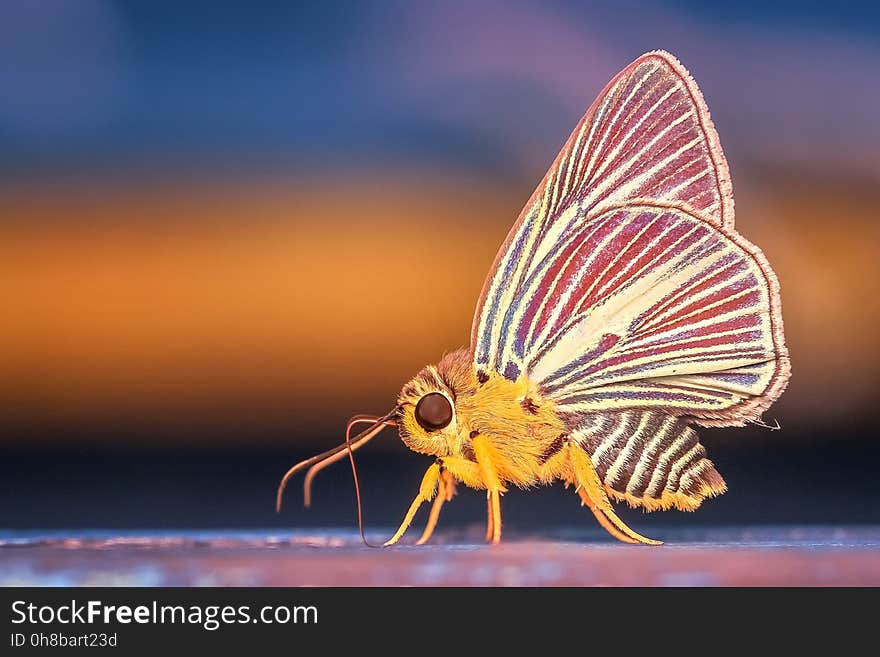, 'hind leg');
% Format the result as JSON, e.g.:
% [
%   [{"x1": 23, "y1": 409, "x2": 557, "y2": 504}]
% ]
[{"x1": 568, "y1": 442, "x2": 662, "y2": 546}]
